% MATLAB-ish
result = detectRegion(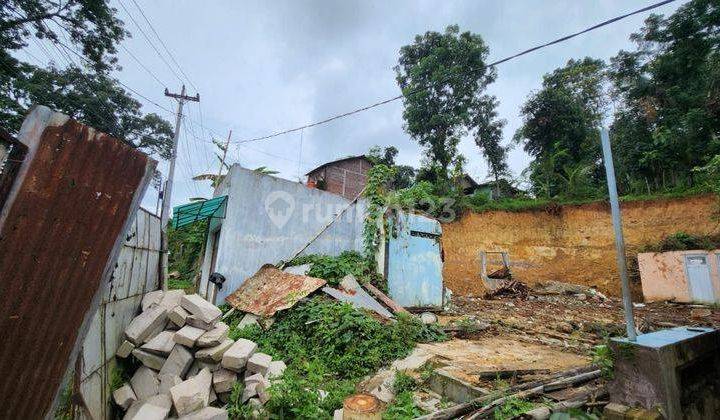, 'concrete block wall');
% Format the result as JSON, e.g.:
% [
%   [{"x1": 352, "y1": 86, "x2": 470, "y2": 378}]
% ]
[{"x1": 76, "y1": 208, "x2": 161, "y2": 419}]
